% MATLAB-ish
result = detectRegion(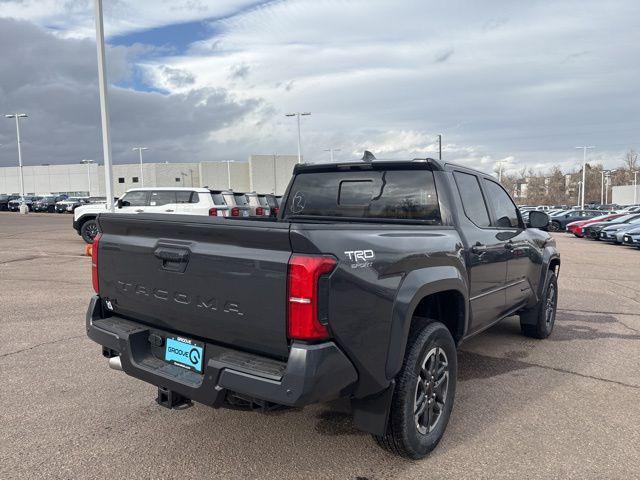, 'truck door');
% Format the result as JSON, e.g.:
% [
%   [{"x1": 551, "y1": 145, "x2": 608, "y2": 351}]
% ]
[
  {"x1": 482, "y1": 178, "x2": 538, "y2": 311},
  {"x1": 453, "y1": 171, "x2": 508, "y2": 333}
]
